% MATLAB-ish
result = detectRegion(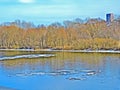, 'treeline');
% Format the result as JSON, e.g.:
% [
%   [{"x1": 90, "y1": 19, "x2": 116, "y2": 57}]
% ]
[{"x1": 0, "y1": 18, "x2": 120, "y2": 50}]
